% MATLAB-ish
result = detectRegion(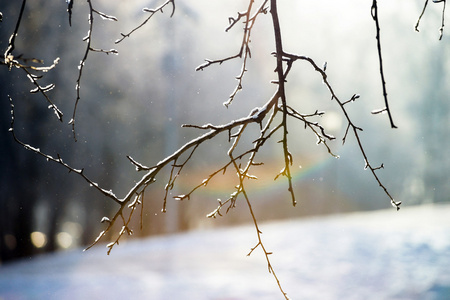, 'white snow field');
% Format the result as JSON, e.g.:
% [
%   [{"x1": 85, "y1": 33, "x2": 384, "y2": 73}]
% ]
[{"x1": 1, "y1": 203, "x2": 450, "y2": 300}]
